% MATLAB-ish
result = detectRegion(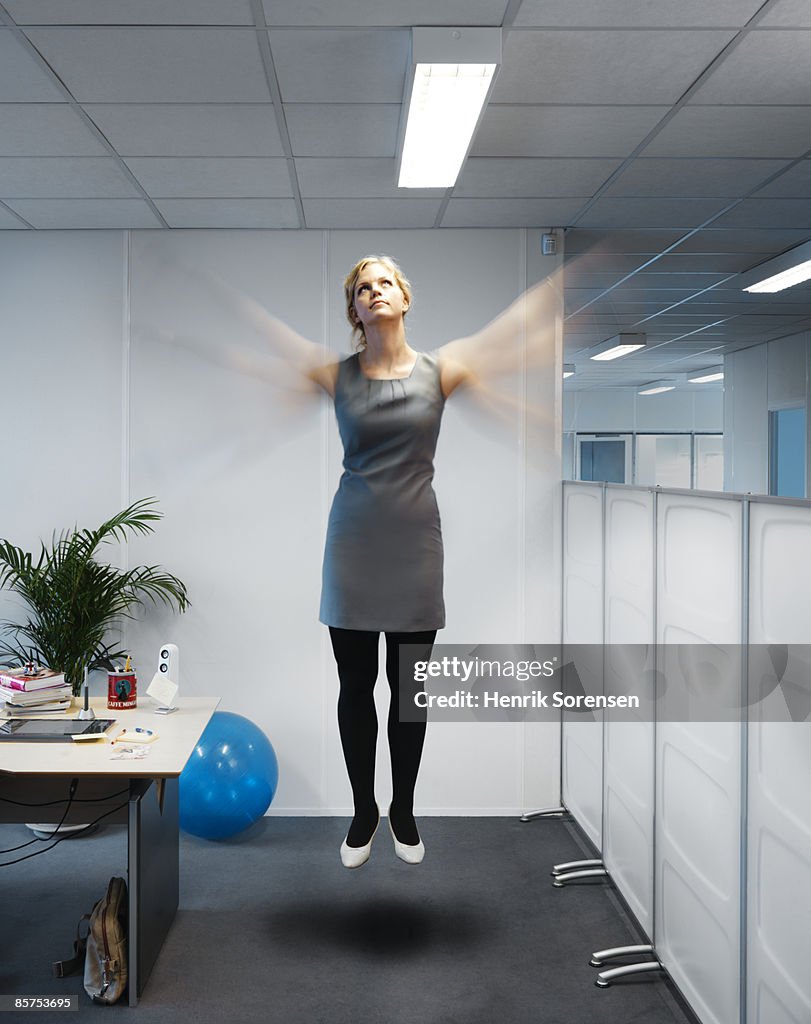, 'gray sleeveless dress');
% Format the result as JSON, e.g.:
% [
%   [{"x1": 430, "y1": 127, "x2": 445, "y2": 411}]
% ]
[{"x1": 319, "y1": 350, "x2": 446, "y2": 632}]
